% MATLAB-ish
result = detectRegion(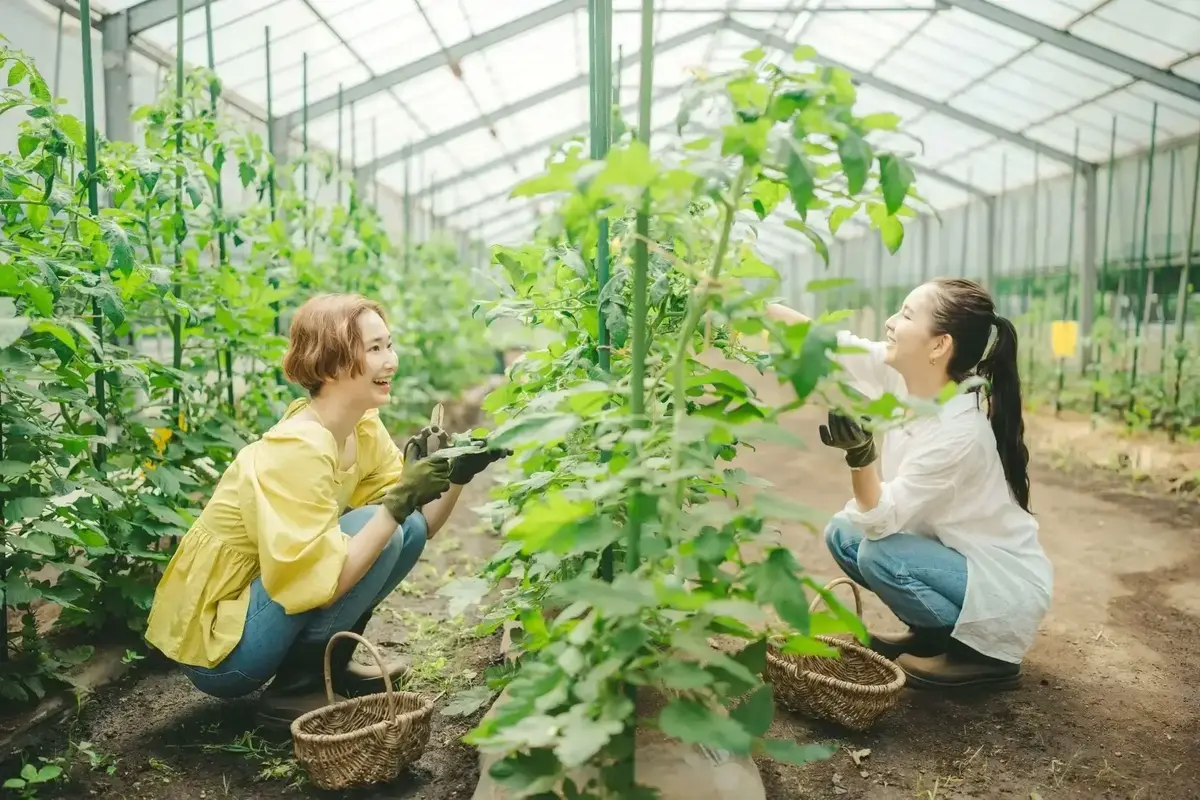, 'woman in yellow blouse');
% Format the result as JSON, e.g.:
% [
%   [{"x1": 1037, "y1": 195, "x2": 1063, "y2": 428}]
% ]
[{"x1": 144, "y1": 293, "x2": 508, "y2": 728}]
